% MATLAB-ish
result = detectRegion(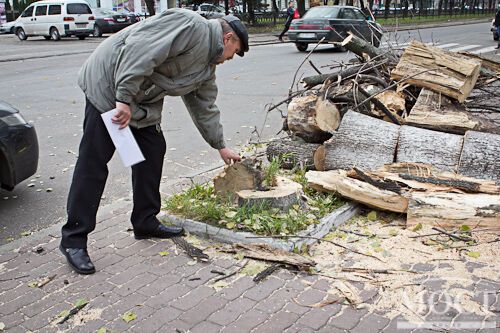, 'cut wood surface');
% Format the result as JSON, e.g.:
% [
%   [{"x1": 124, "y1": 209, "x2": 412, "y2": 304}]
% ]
[
  {"x1": 391, "y1": 41, "x2": 481, "y2": 103},
  {"x1": 377, "y1": 162, "x2": 437, "y2": 176},
  {"x1": 459, "y1": 51, "x2": 500, "y2": 74},
  {"x1": 458, "y1": 131, "x2": 500, "y2": 183},
  {"x1": 214, "y1": 159, "x2": 264, "y2": 196},
  {"x1": 266, "y1": 137, "x2": 320, "y2": 170},
  {"x1": 396, "y1": 125, "x2": 463, "y2": 172},
  {"x1": 237, "y1": 177, "x2": 303, "y2": 211},
  {"x1": 222, "y1": 243, "x2": 316, "y2": 271},
  {"x1": 341, "y1": 33, "x2": 397, "y2": 63},
  {"x1": 306, "y1": 170, "x2": 409, "y2": 213},
  {"x1": 323, "y1": 111, "x2": 400, "y2": 171},
  {"x1": 407, "y1": 192, "x2": 500, "y2": 231},
  {"x1": 287, "y1": 94, "x2": 340, "y2": 143}
]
